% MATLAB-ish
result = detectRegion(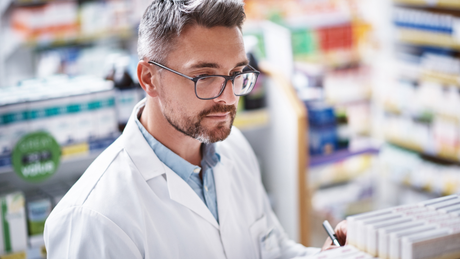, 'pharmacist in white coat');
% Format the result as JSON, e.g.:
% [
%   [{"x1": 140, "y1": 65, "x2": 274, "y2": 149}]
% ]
[{"x1": 44, "y1": 0, "x2": 346, "y2": 258}]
